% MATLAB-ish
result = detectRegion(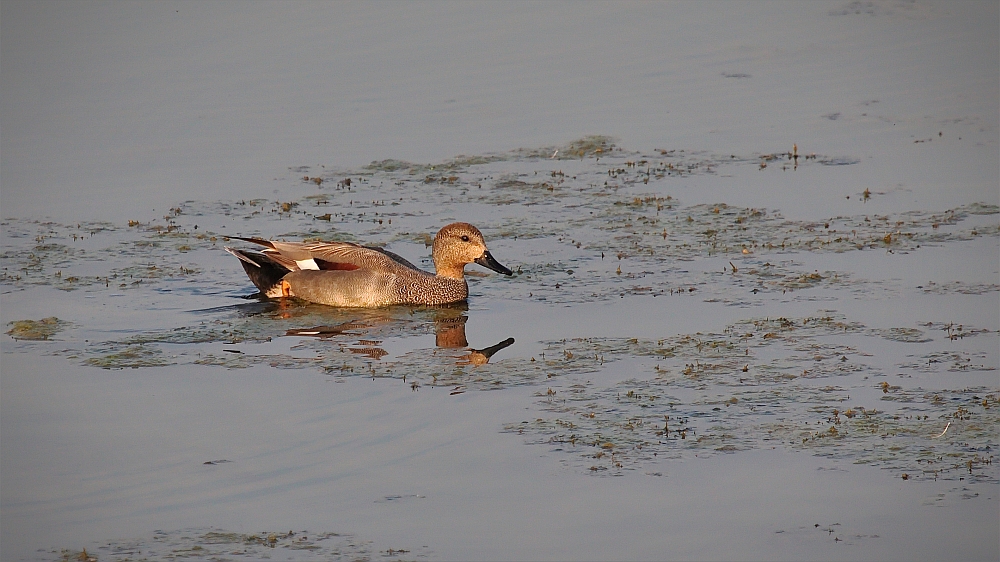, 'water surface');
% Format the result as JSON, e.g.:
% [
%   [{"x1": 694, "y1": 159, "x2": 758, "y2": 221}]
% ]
[{"x1": 1, "y1": 2, "x2": 998, "y2": 561}]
